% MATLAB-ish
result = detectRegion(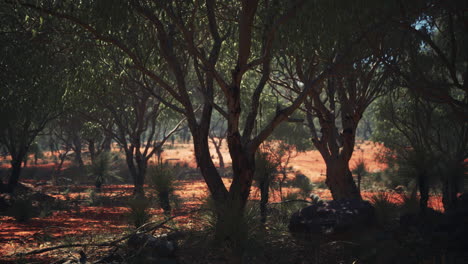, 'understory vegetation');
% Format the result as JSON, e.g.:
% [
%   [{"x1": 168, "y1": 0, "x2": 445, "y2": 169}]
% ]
[{"x1": 1, "y1": 0, "x2": 467, "y2": 263}]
